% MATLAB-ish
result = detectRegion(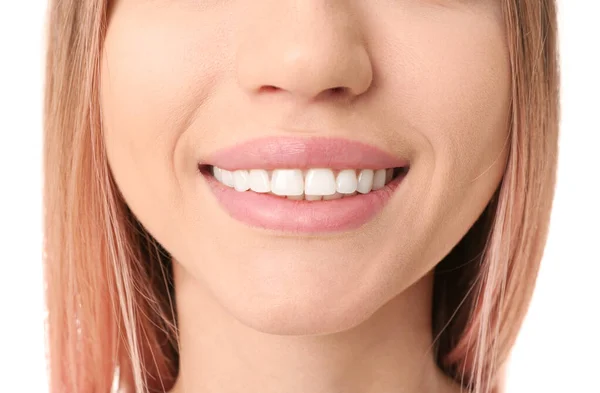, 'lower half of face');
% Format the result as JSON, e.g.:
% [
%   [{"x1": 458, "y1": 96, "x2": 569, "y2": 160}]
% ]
[{"x1": 100, "y1": 0, "x2": 510, "y2": 334}]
